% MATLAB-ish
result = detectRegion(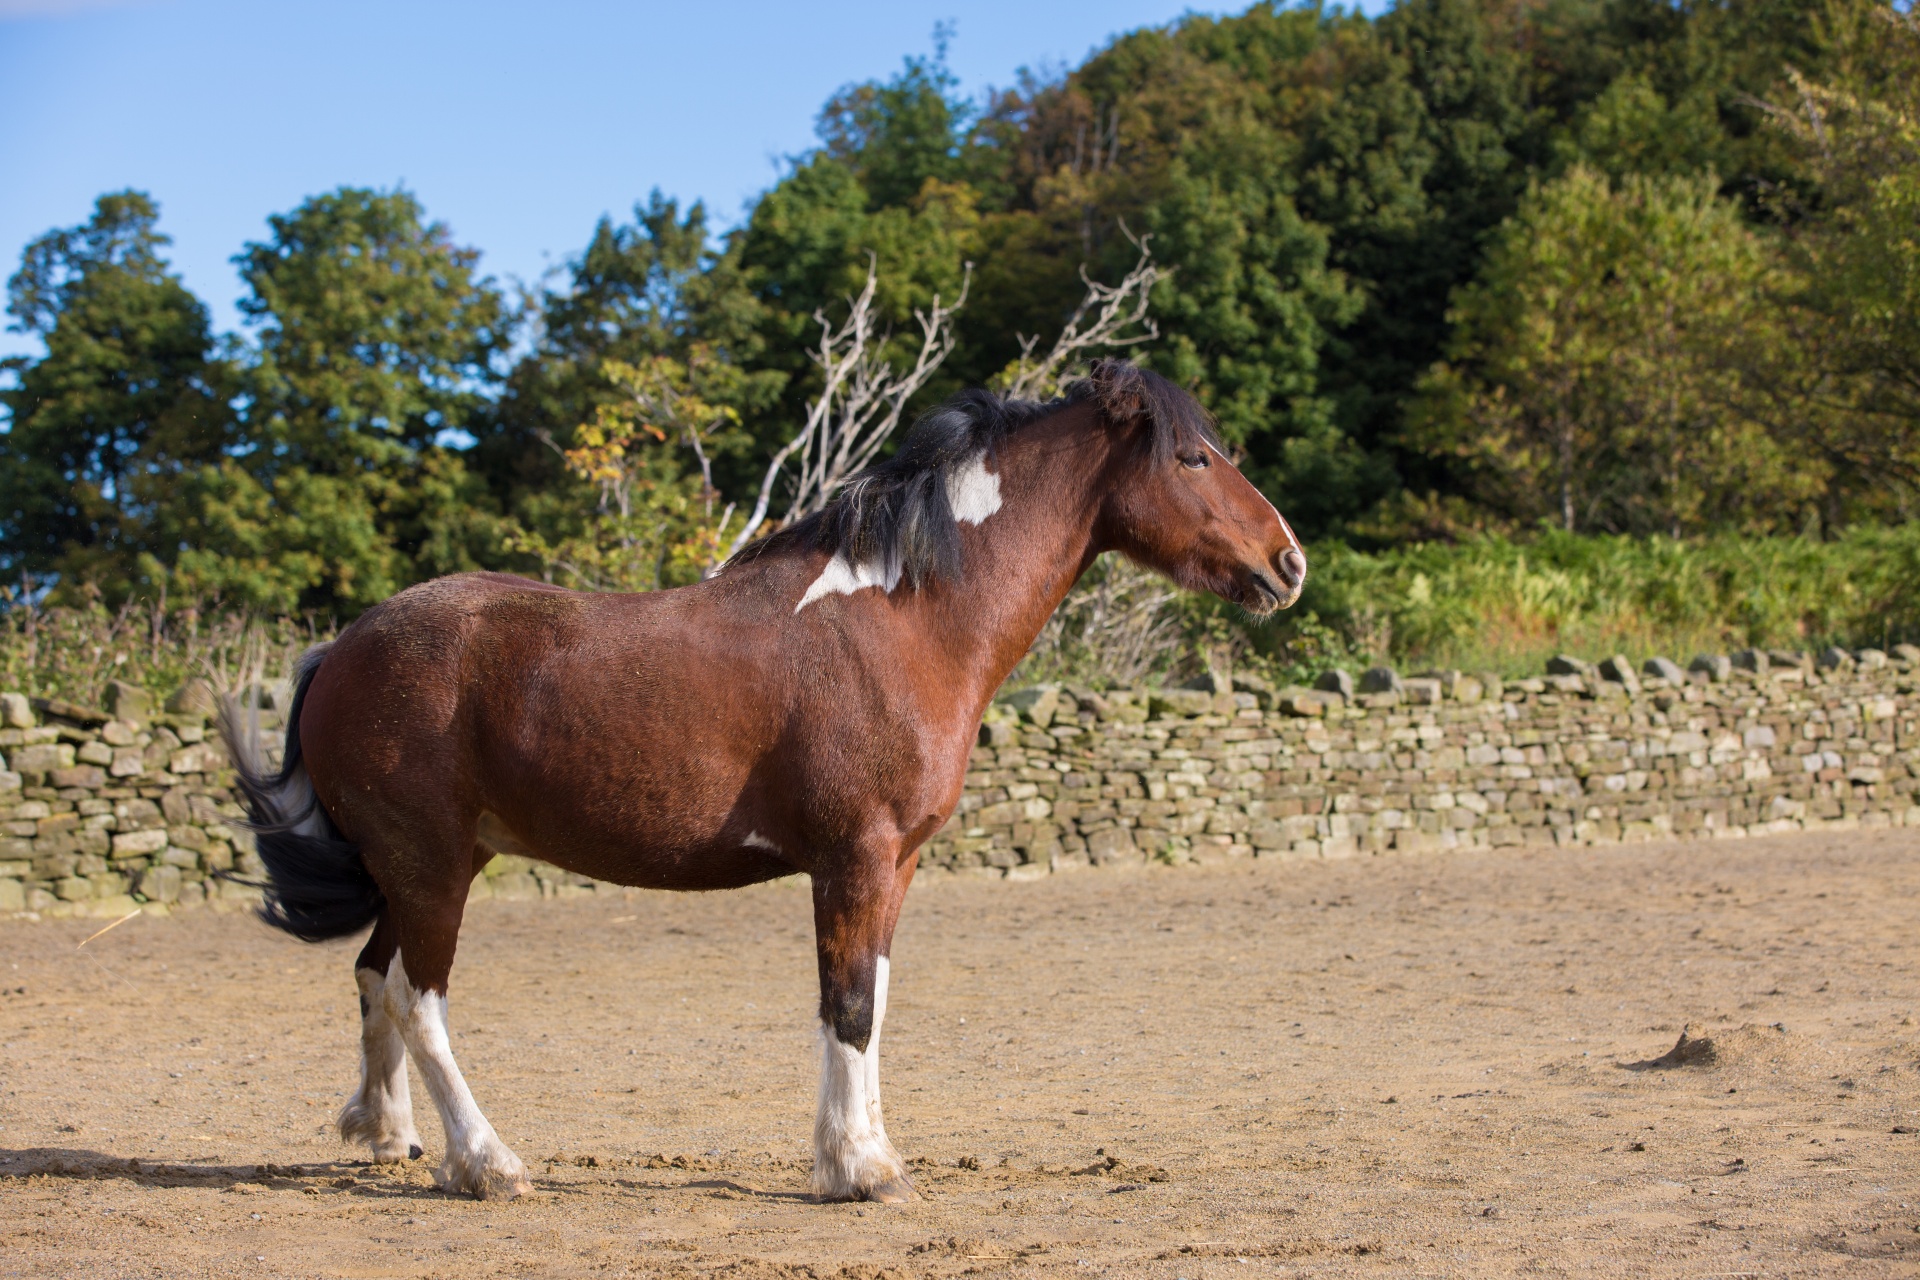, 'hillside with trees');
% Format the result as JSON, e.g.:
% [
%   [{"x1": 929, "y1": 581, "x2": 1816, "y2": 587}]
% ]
[{"x1": 2, "y1": 0, "x2": 1916, "y2": 689}]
